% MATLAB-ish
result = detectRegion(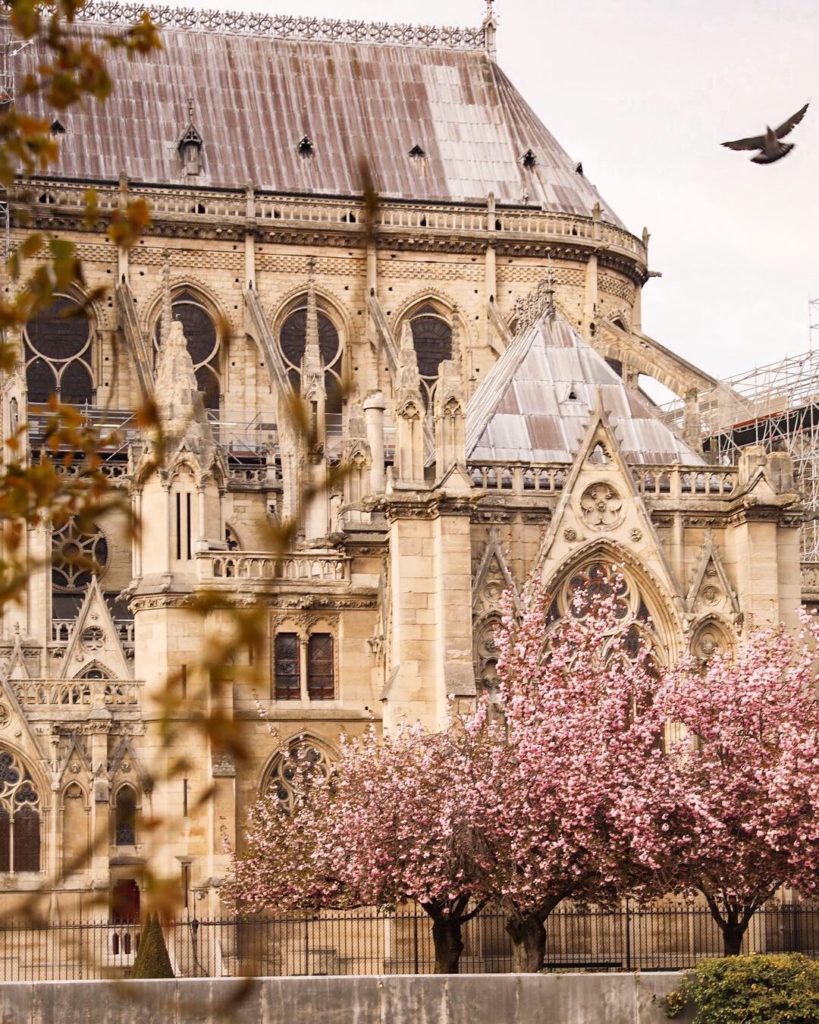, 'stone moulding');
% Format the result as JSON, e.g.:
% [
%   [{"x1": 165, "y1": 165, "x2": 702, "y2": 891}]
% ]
[{"x1": 74, "y1": 2, "x2": 487, "y2": 51}]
